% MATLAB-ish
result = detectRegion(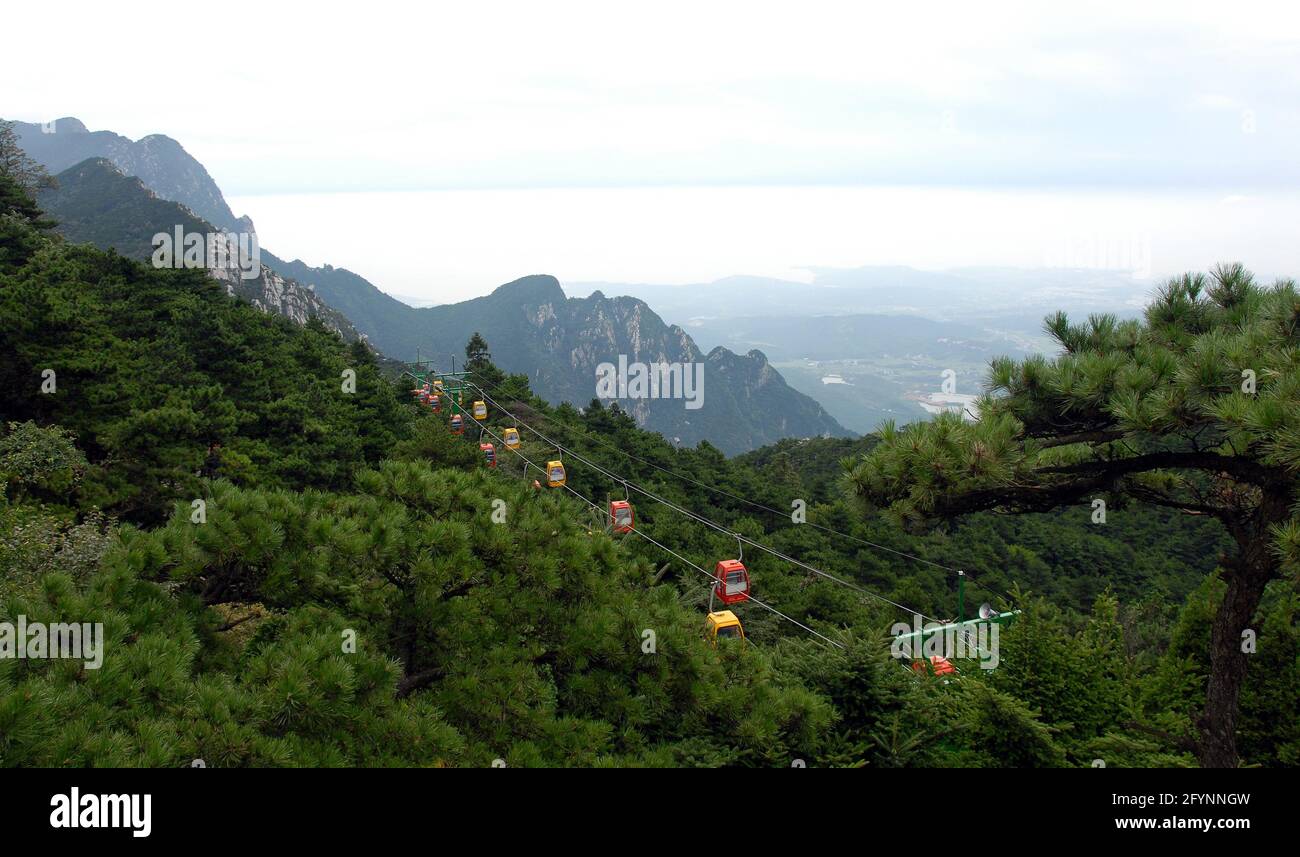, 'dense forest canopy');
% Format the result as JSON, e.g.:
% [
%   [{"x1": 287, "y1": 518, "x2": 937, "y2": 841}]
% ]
[{"x1": 1, "y1": 146, "x2": 1296, "y2": 767}]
